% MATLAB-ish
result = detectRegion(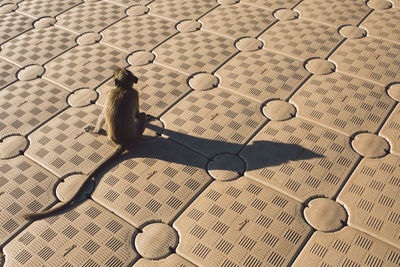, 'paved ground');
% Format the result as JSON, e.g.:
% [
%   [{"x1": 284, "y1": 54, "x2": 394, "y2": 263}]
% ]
[{"x1": 0, "y1": 0, "x2": 400, "y2": 266}]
